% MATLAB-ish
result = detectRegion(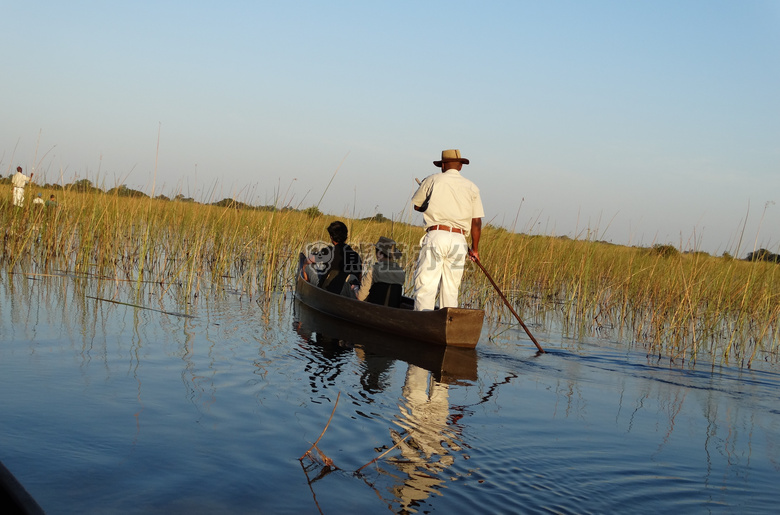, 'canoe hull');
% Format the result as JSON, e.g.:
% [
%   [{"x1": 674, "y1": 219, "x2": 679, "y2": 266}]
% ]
[
  {"x1": 295, "y1": 302, "x2": 478, "y2": 383},
  {"x1": 295, "y1": 276, "x2": 484, "y2": 348}
]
